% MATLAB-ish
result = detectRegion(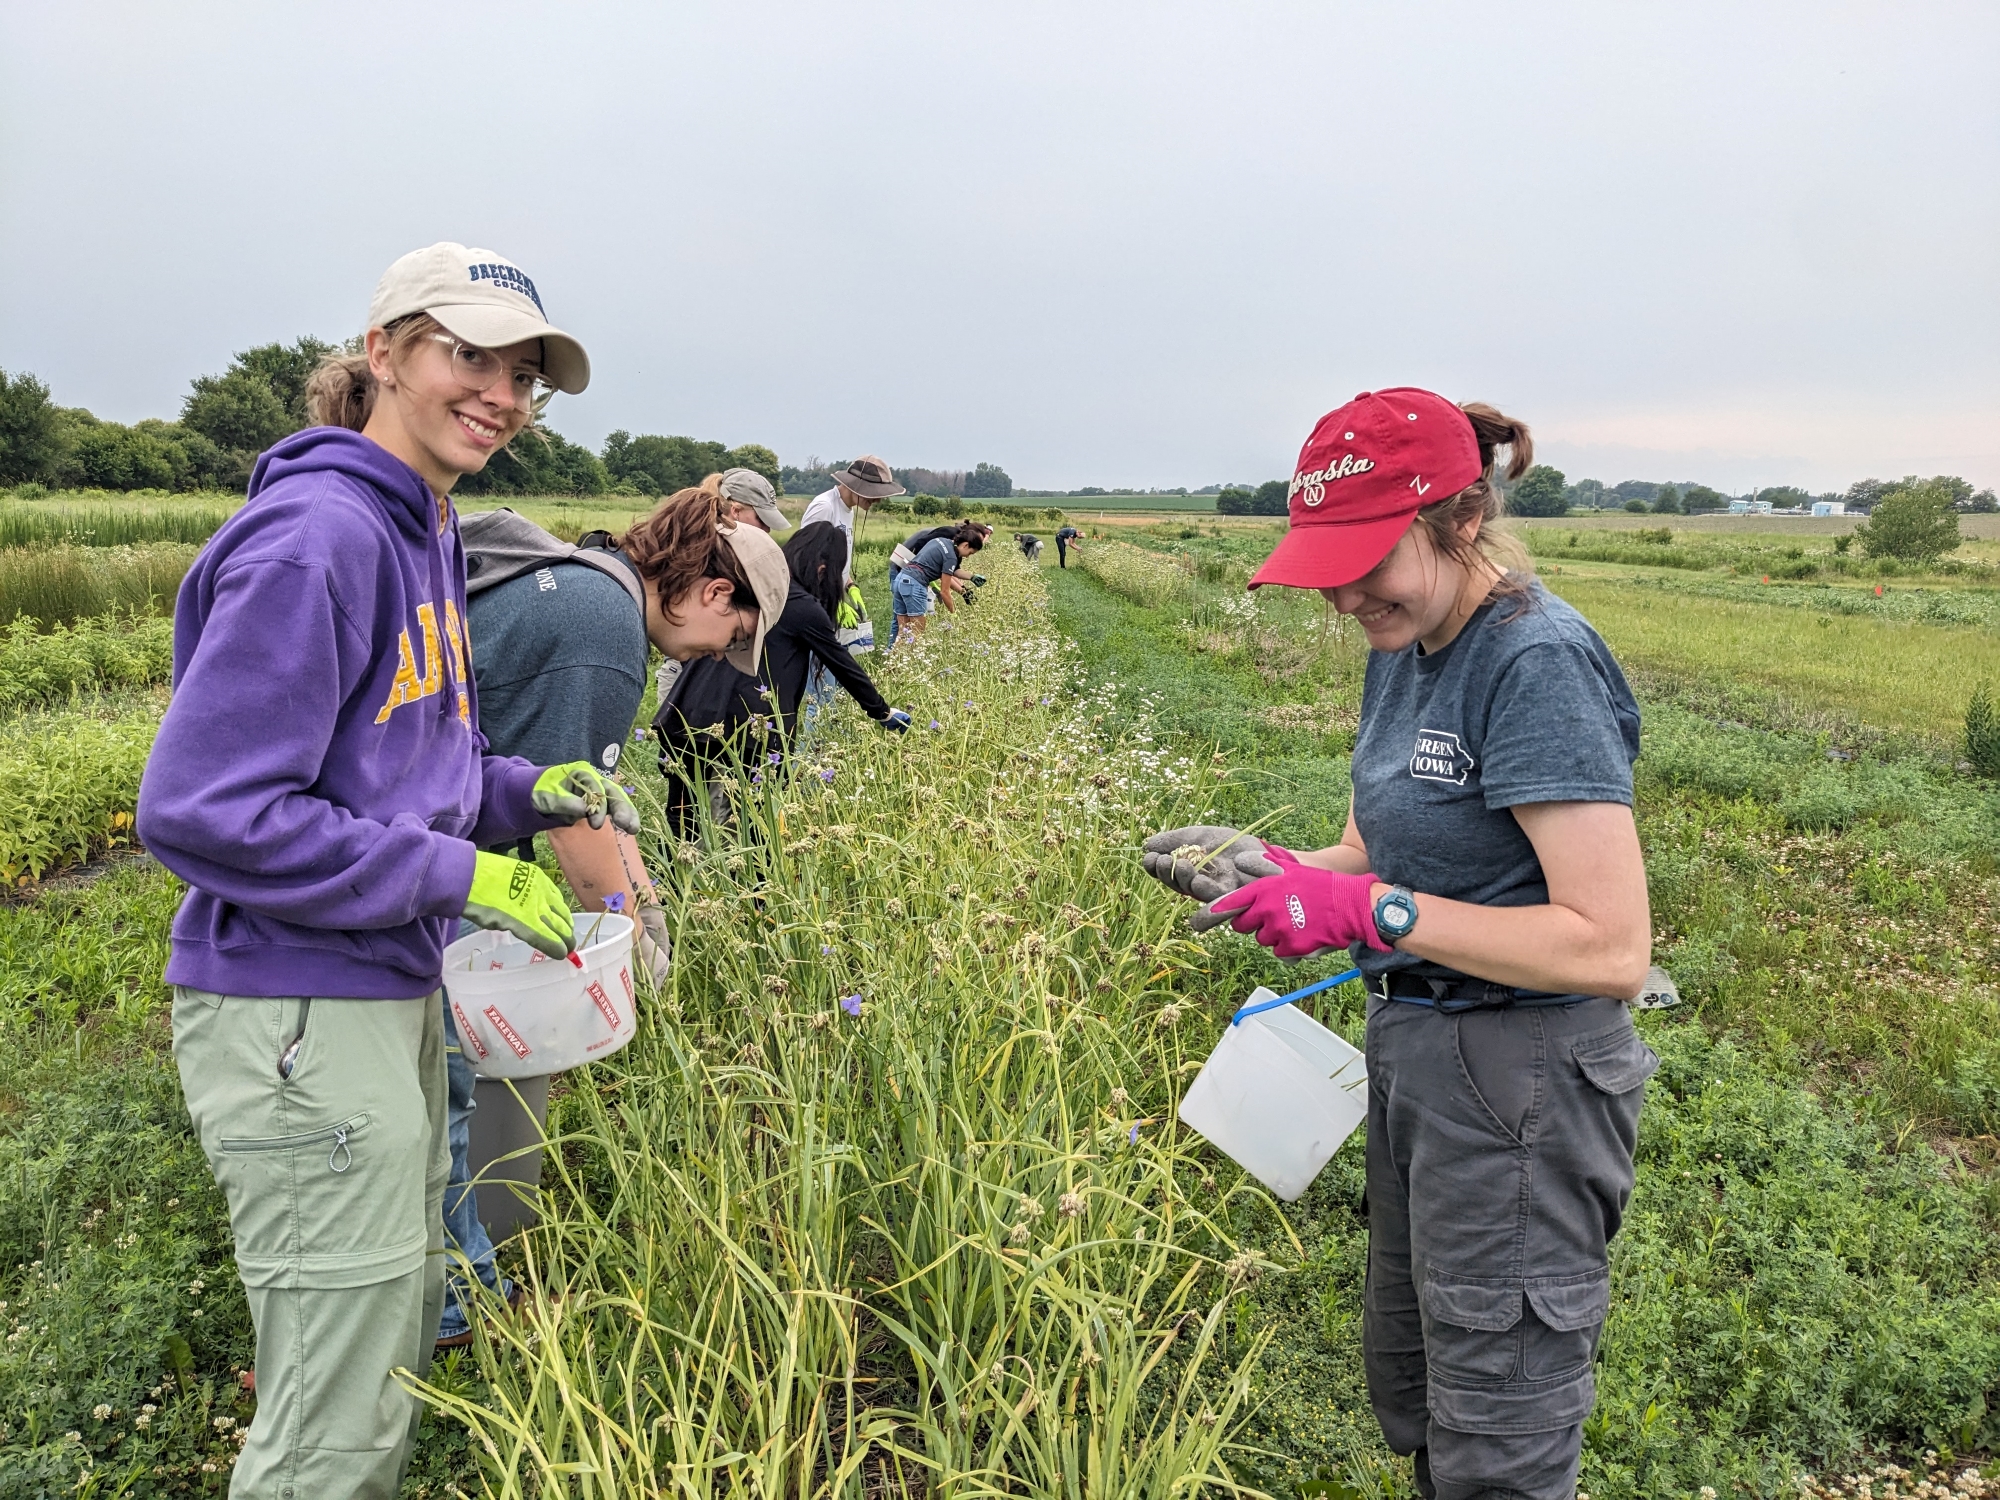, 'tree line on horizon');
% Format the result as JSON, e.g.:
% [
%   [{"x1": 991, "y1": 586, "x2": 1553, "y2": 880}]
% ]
[
  {"x1": 1210, "y1": 467, "x2": 1994, "y2": 519},
  {"x1": 0, "y1": 344, "x2": 779, "y2": 500}
]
